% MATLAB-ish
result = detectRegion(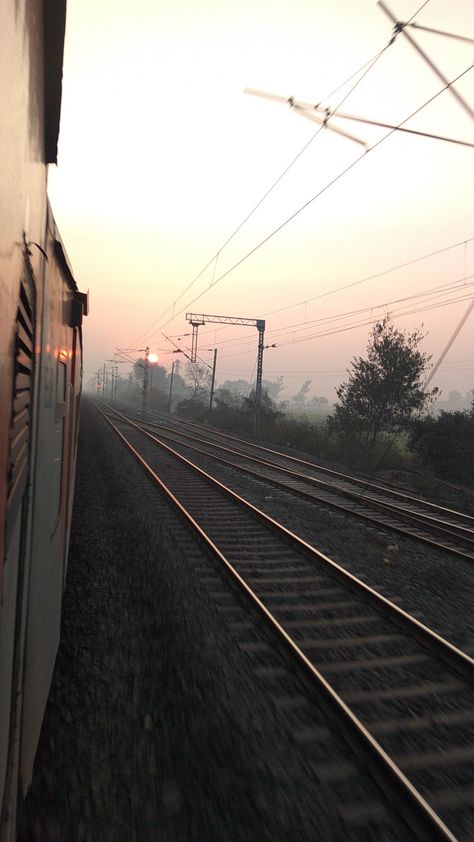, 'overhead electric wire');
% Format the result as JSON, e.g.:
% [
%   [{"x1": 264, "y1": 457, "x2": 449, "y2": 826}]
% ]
[
  {"x1": 405, "y1": 0, "x2": 431, "y2": 27},
  {"x1": 213, "y1": 287, "x2": 474, "y2": 360},
  {"x1": 211, "y1": 296, "x2": 474, "y2": 365},
  {"x1": 161, "y1": 331, "x2": 213, "y2": 370},
  {"x1": 192, "y1": 237, "x2": 473, "y2": 343},
  {"x1": 378, "y1": 0, "x2": 474, "y2": 119},
  {"x1": 255, "y1": 276, "x2": 474, "y2": 340},
  {"x1": 141, "y1": 0, "x2": 462, "y2": 346},
  {"x1": 147, "y1": 63, "x2": 473, "y2": 343},
  {"x1": 215, "y1": 296, "x2": 474, "y2": 362},
  {"x1": 192, "y1": 275, "x2": 474, "y2": 357},
  {"x1": 132, "y1": 37, "x2": 396, "y2": 348},
  {"x1": 272, "y1": 292, "x2": 474, "y2": 349},
  {"x1": 193, "y1": 236, "x2": 473, "y2": 349}
]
